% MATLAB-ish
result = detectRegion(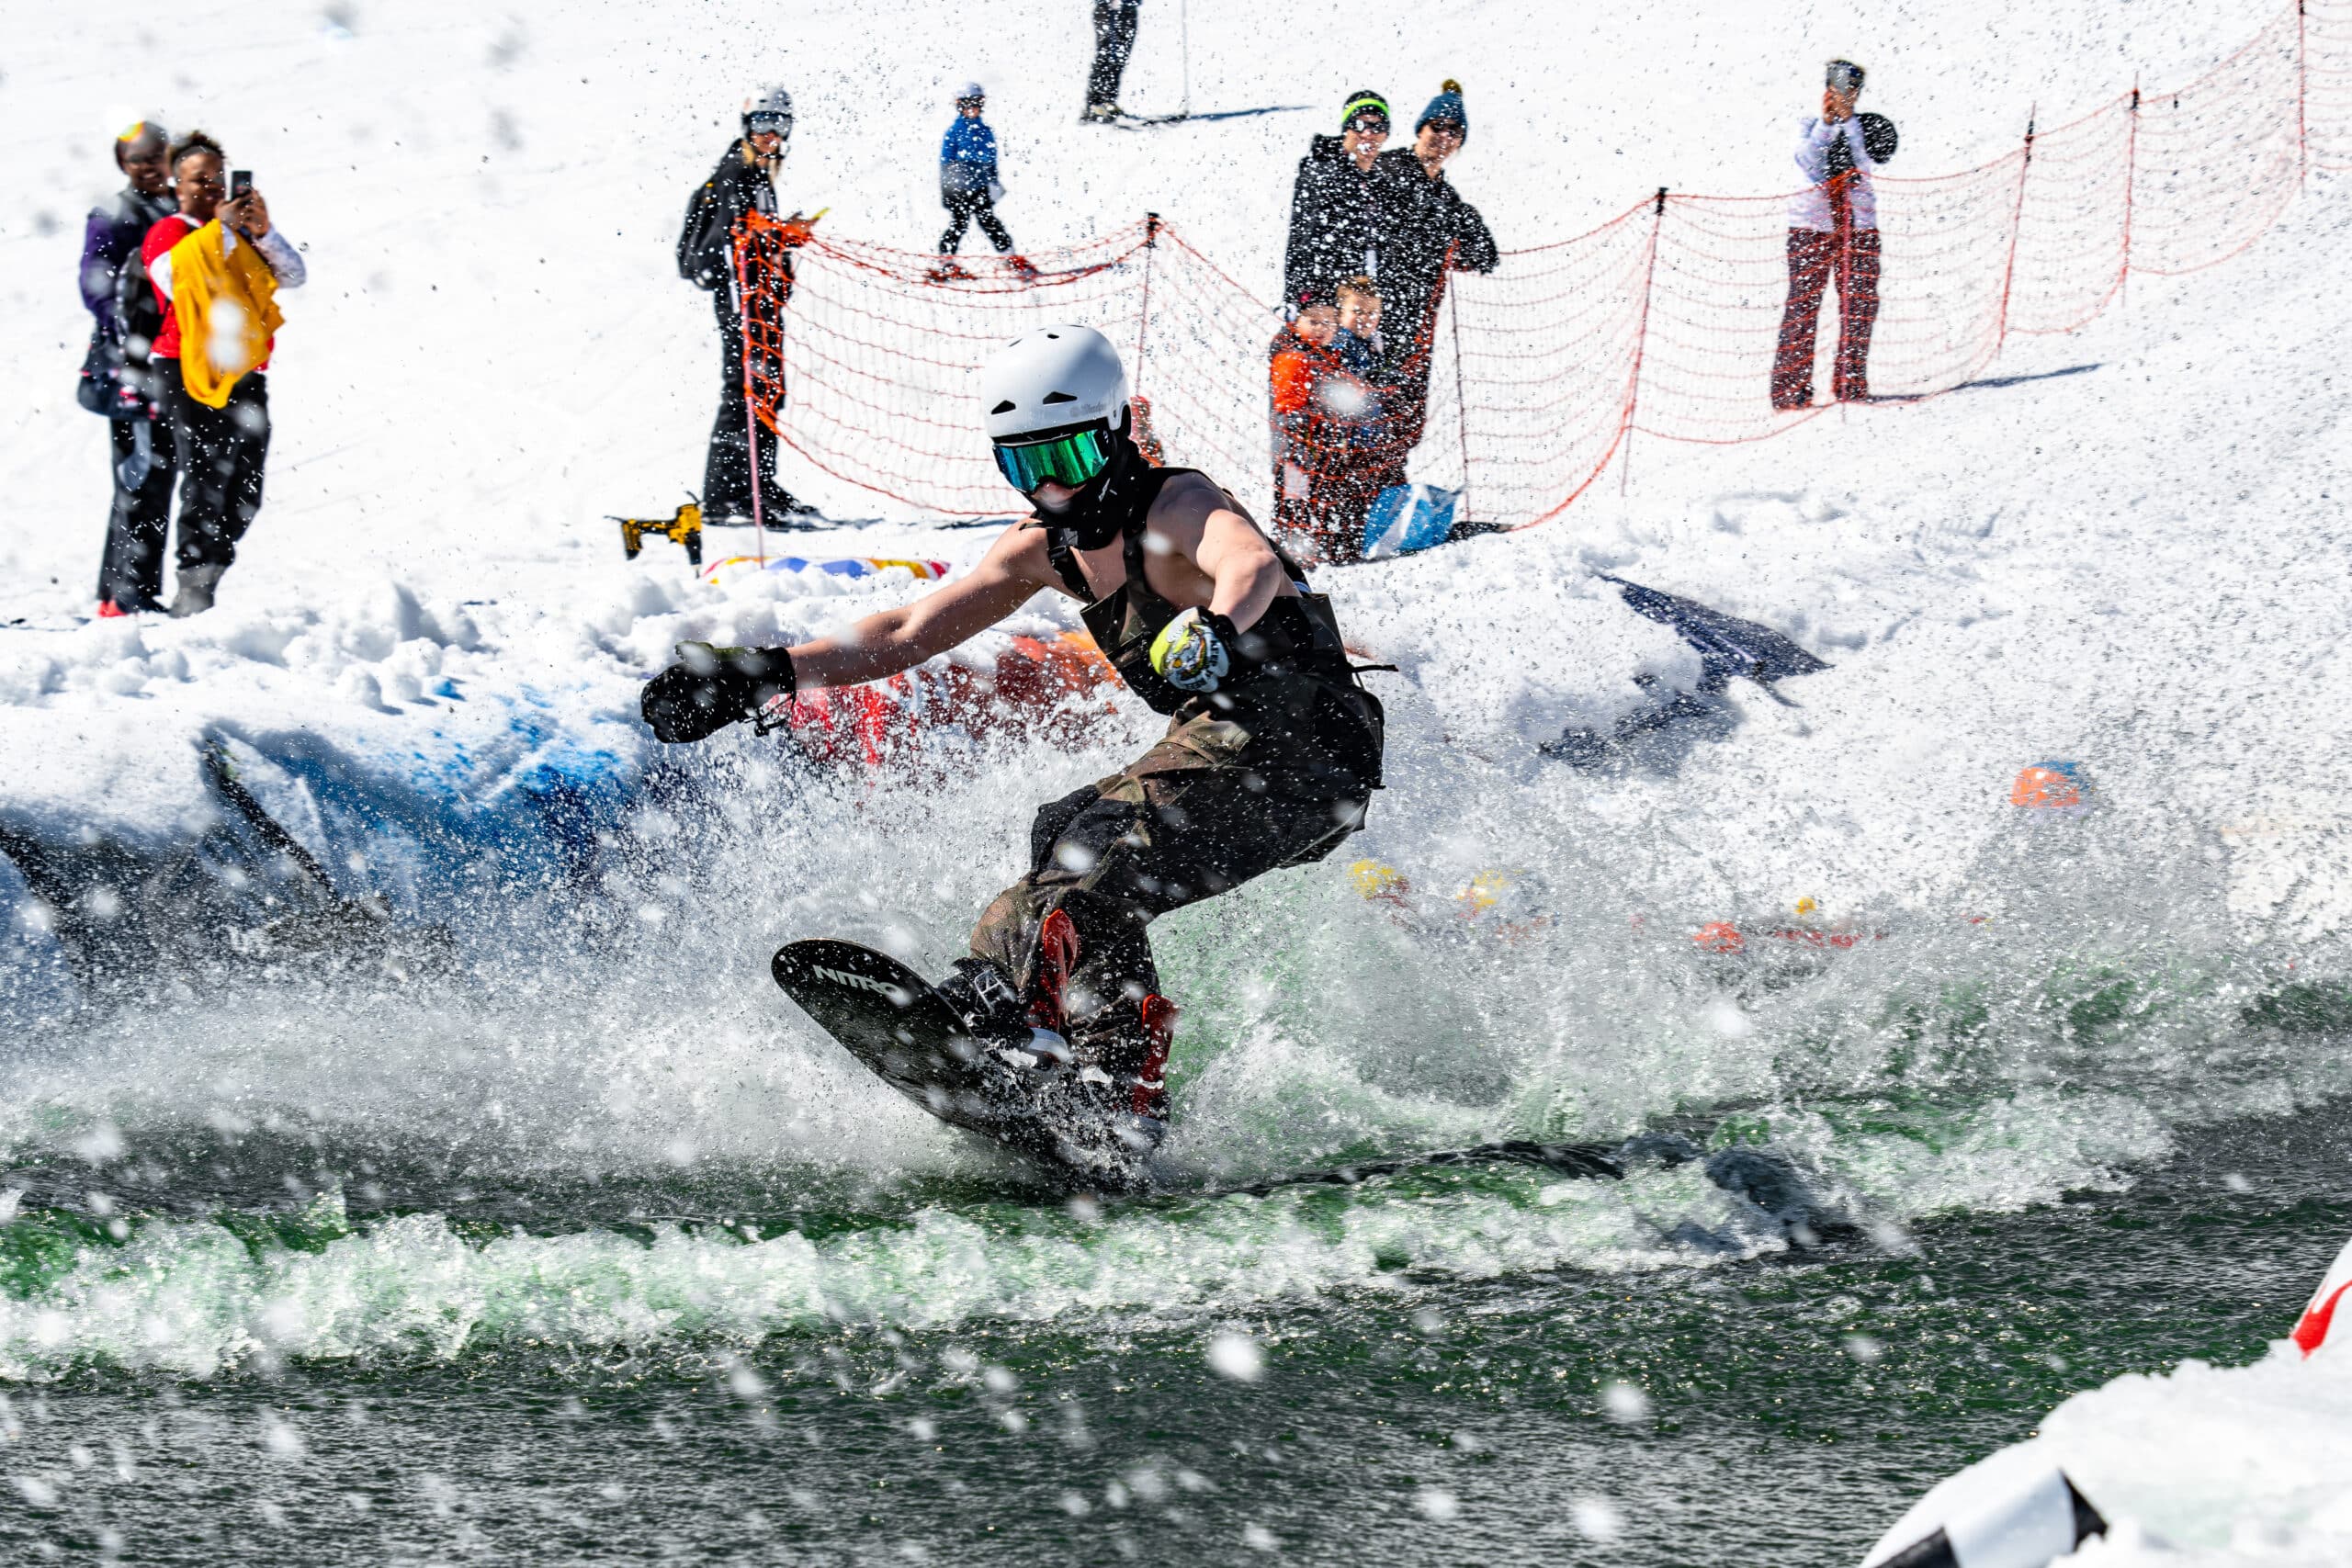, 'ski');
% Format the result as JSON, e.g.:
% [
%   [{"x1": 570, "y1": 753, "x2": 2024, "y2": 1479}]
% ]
[{"x1": 1091, "y1": 105, "x2": 1308, "y2": 129}]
